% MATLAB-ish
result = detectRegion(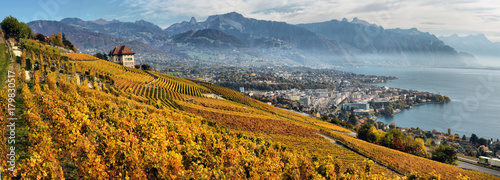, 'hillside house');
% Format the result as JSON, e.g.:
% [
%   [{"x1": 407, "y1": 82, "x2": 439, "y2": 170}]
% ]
[{"x1": 109, "y1": 46, "x2": 135, "y2": 68}]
